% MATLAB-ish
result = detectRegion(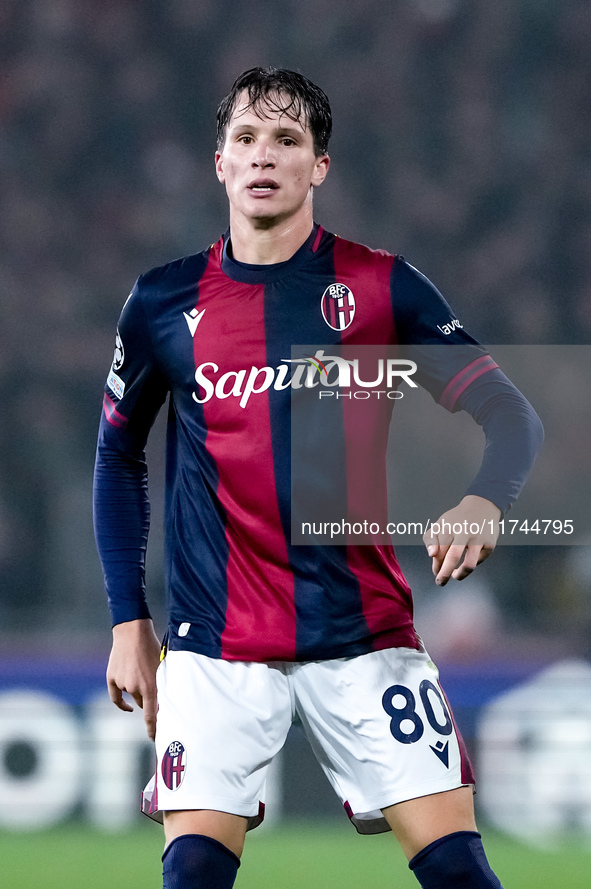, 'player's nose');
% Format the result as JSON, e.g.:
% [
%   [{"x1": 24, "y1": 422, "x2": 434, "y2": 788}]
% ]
[{"x1": 251, "y1": 141, "x2": 276, "y2": 168}]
